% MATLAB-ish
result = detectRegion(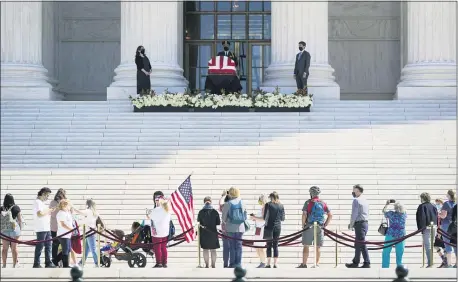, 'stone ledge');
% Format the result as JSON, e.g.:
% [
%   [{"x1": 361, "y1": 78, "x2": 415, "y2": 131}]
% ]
[{"x1": 0, "y1": 267, "x2": 455, "y2": 280}]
